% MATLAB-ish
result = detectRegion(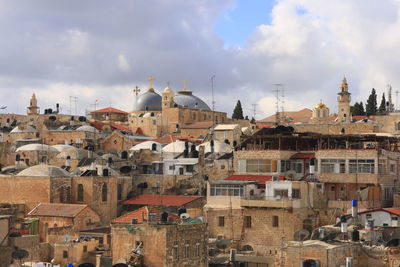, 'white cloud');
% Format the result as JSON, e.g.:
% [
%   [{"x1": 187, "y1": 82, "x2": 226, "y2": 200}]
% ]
[
  {"x1": 117, "y1": 54, "x2": 131, "y2": 72},
  {"x1": 1, "y1": 0, "x2": 400, "y2": 118}
]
